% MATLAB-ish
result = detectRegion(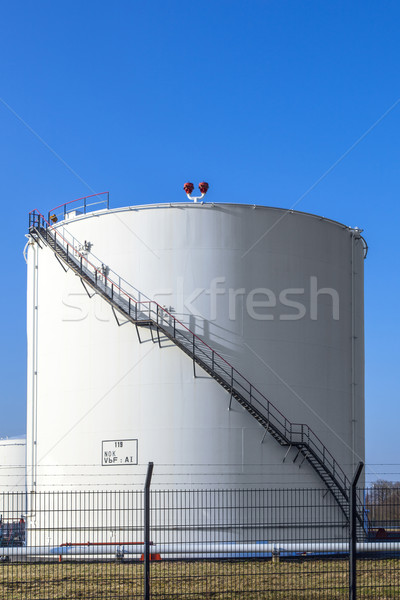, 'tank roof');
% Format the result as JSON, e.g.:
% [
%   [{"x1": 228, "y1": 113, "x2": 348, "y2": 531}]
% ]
[{"x1": 60, "y1": 201, "x2": 357, "y2": 232}]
